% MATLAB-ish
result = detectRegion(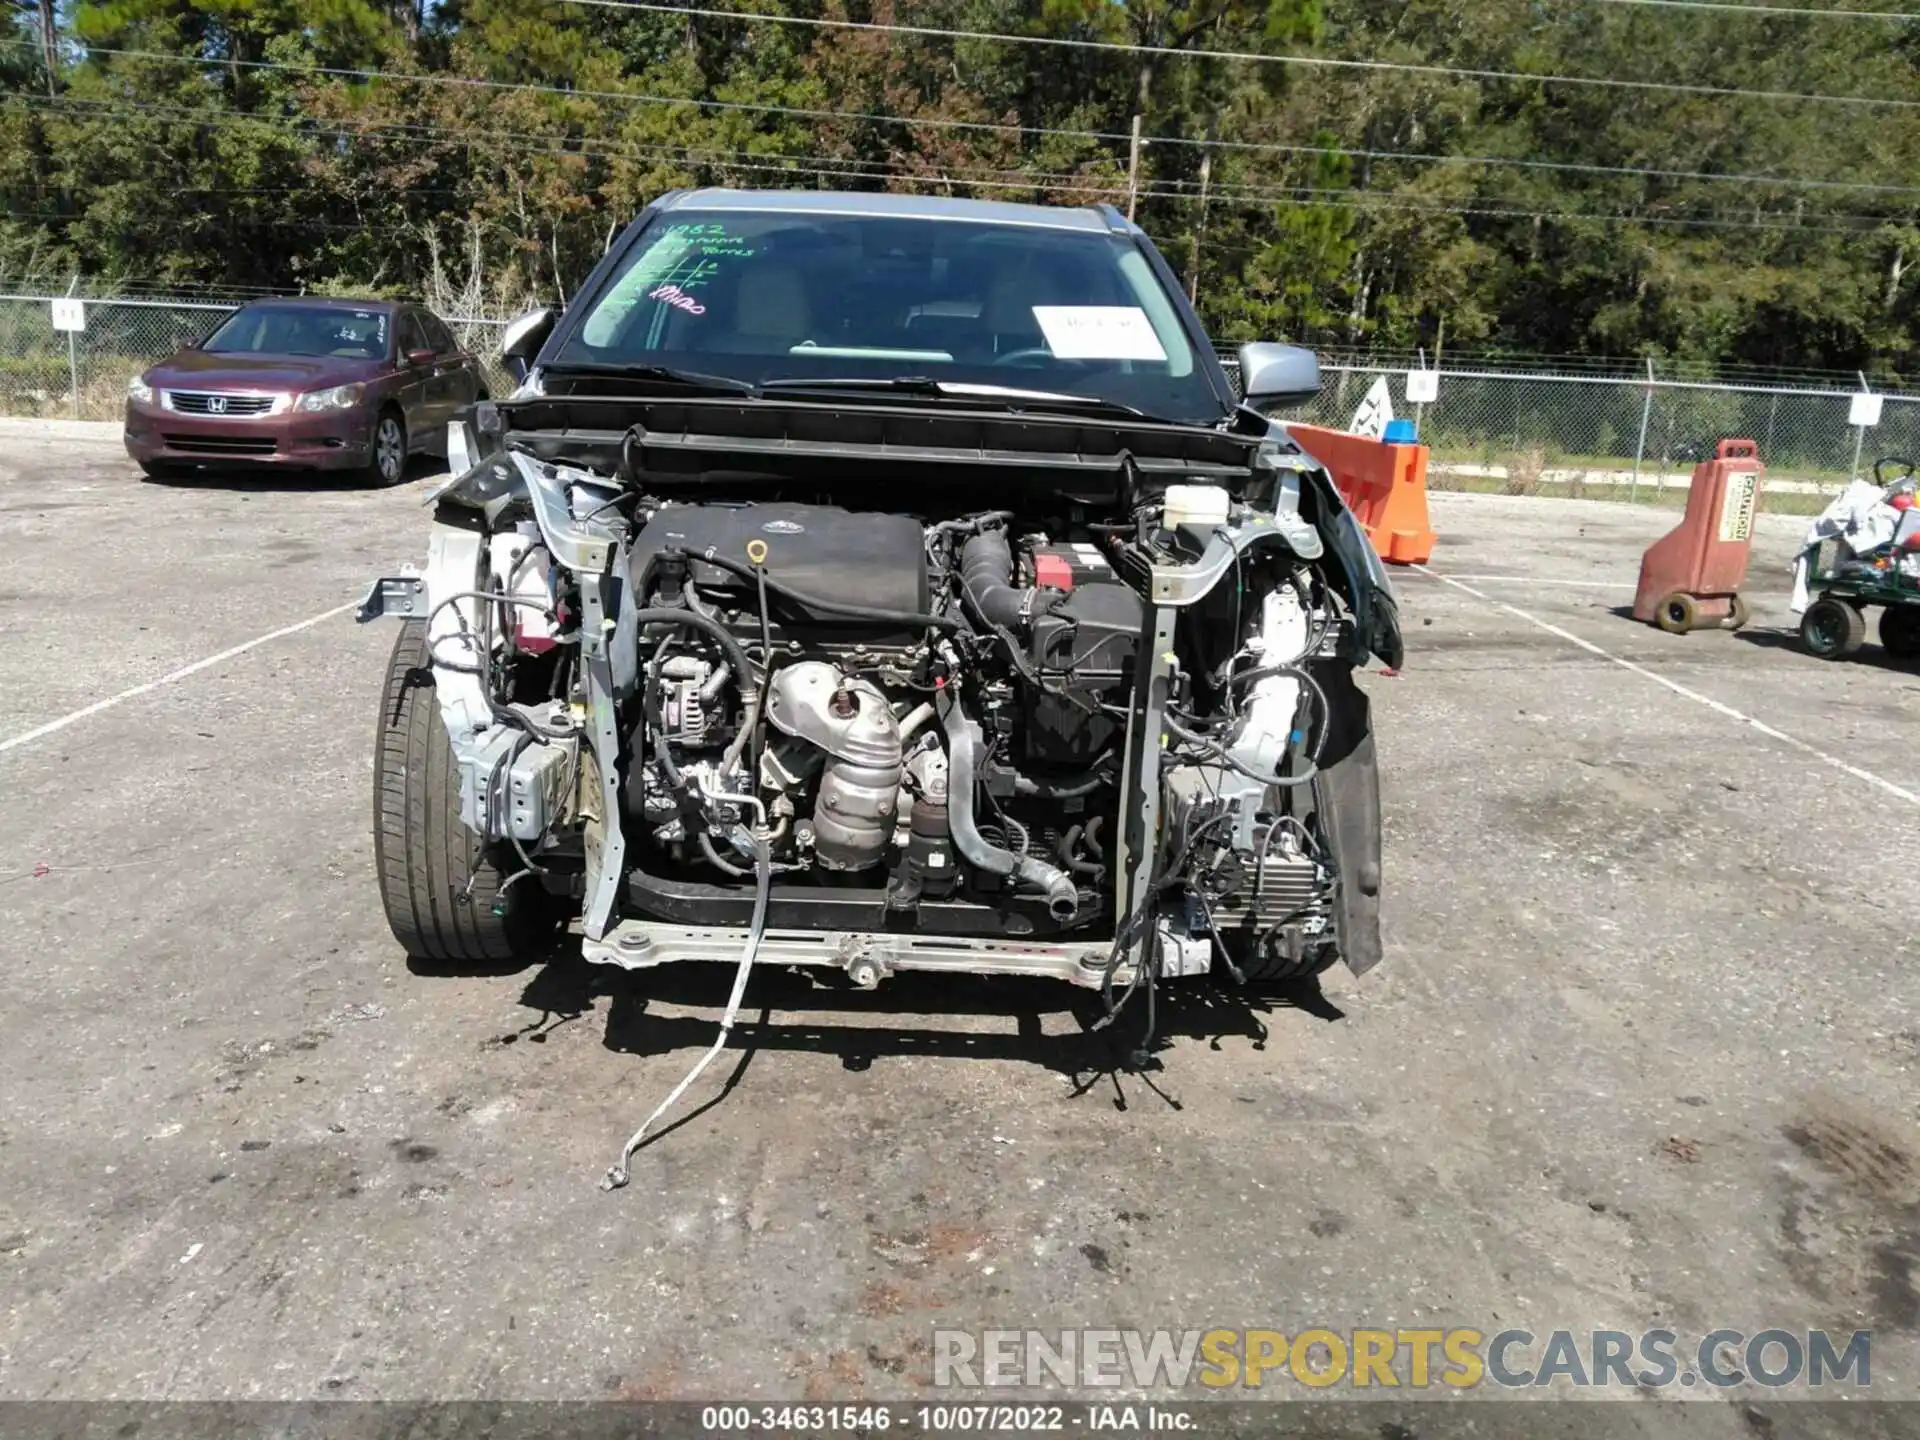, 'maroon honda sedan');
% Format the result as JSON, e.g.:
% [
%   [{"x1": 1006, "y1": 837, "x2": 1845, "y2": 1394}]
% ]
[{"x1": 124, "y1": 297, "x2": 488, "y2": 485}]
